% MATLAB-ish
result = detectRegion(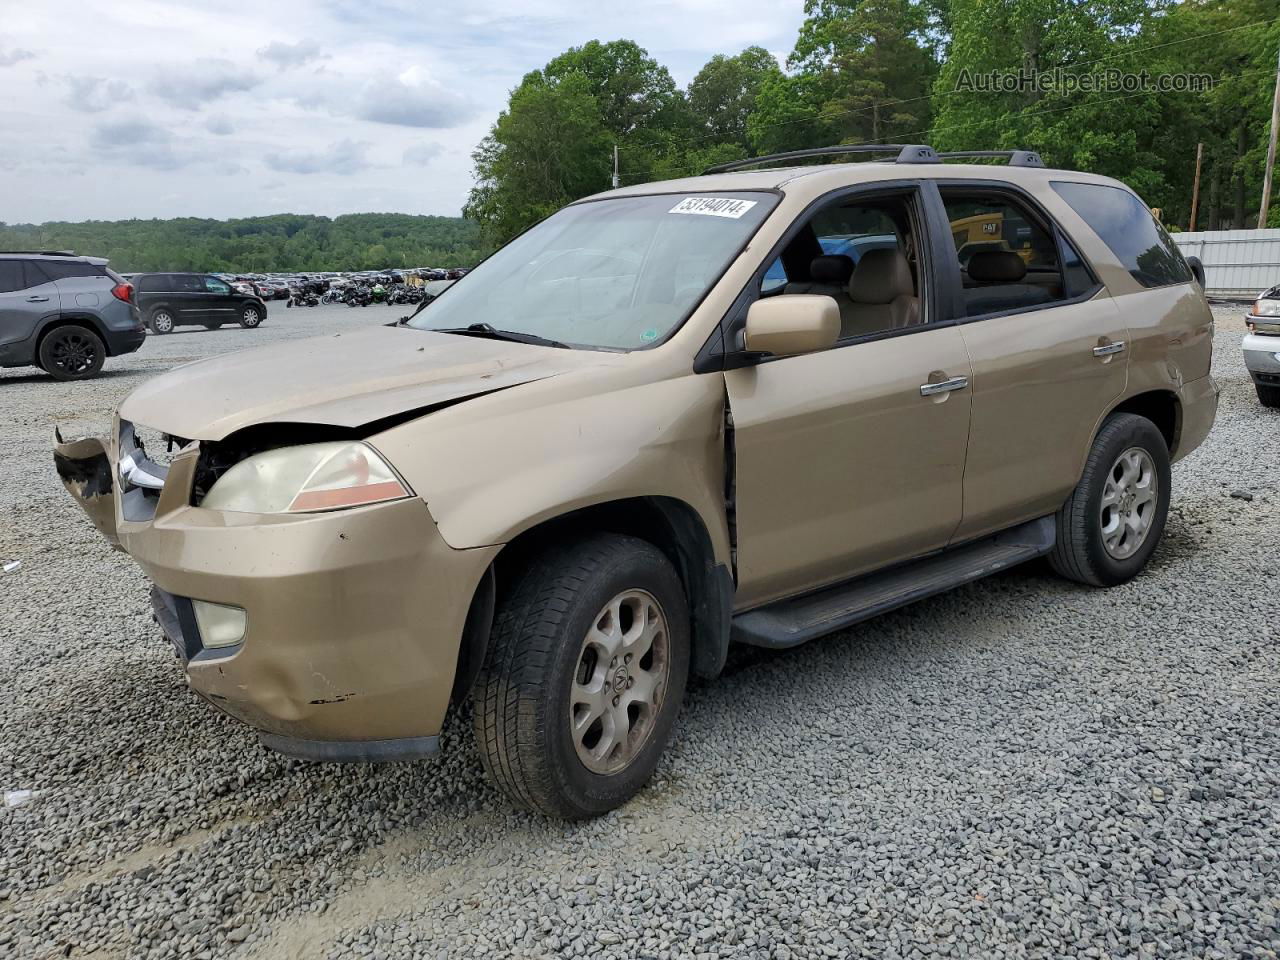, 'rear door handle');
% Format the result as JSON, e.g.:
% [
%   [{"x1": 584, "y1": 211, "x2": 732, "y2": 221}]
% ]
[
  {"x1": 1093, "y1": 340, "x2": 1126, "y2": 357},
  {"x1": 26, "y1": 295, "x2": 50, "y2": 302},
  {"x1": 919, "y1": 376, "x2": 969, "y2": 397}
]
